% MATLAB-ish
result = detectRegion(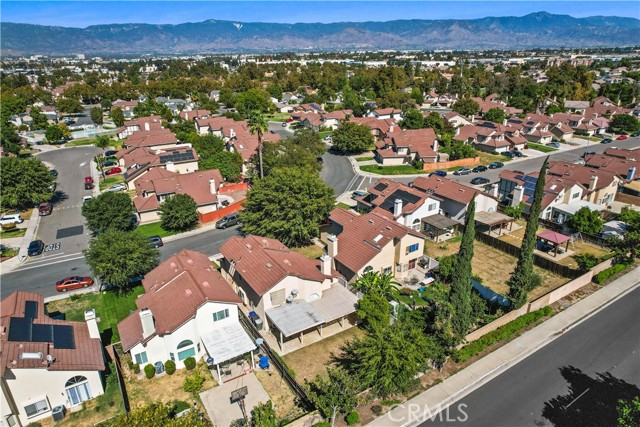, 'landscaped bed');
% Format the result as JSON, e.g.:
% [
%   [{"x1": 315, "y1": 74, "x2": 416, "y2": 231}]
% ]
[
  {"x1": 359, "y1": 164, "x2": 427, "y2": 175},
  {"x1": 254, "y1": 369, "x2": 303, "y2": 420},
  {"x1": 526, "y1": 143, "x2": 558, "y2": 153},
  {"x1": 0, "y1": 227, "x2": 27, "y2": 238}
]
